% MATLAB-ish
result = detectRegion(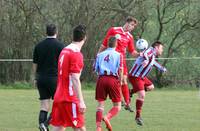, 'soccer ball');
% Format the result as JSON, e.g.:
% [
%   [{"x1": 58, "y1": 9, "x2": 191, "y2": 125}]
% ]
[{"x1": 136, "y1": 39, "x2": 148, "y2": 50}]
